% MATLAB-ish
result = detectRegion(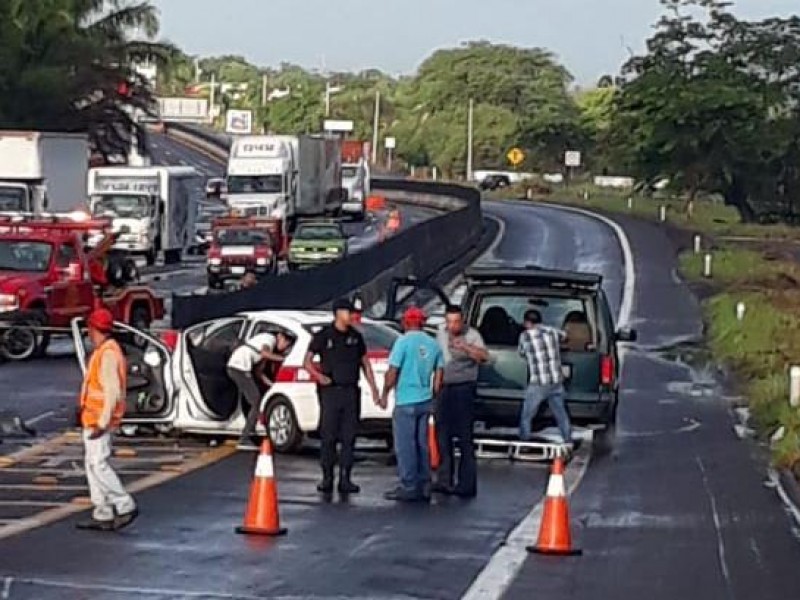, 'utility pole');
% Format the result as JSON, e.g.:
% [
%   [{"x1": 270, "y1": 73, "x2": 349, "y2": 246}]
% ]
[
  {"x1": 209, "y1": 73, "x2": 217, "y2": 123},
  {"x1": 261, "y1": 74, "x2": 268, "y2": 107},
  {"x1": 325, "y1": 81, "x2": 331, "y2": 117},
  {"x1": 371, "y1": 90, "x2": 381, "y2": 164},
  {"x1": 466, "y1": 98, "x2": 474, "y2": 182}
]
